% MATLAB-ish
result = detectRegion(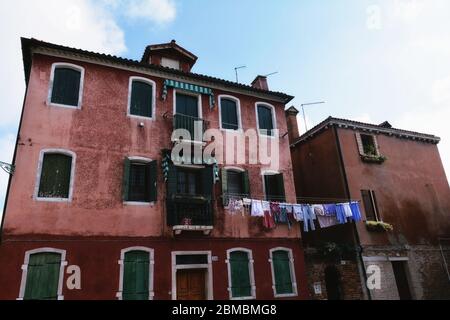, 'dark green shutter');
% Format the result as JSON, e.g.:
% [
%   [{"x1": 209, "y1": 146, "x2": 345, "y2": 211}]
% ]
[
  {"x1": 38, "y1": 154, "x2": 72, "y2": 198},
  {"x1": 272, "y1": 250, "x2": 293, "y2": 294},
  {"x1": 276, "y1": 173, "x2": 286, "y2": 202},
  {"x1": 242, "y1": 170, "x2": 250, "y2": 197},
  {"x1": 202, "y1": 166, "x2": 214, "y2": 200},
  {"x1": 130, "y1": 81, "x2": 153, "y2": 117},
  {"x1": 221, "y1": 99, "x2": 238, "y2": 130},
  {"x1": 24, "y1": 253, "x2": 61, "y2": 300},
  {"x1": 148, "y1": 160, "x2": 157, "y2": 202},
  {"x1": 123, "y1": 251, "x2": 150, "y2": 300},
  {"x1": 122, "y1": 158, "x2": 131, "y2": 201},
  {"x1": 229, "y1": 251, "x2": 251, "y2": 298},
  {"x1": 51, "y1": 67, "x2": 81, "y2": 106},
  {"x1": 257, "y1": 105, "x2": 274, "y2": 136},
  {"x1": 167, "y1": 164, "x2": 178, "y2": 197},
  {"x1": 221, "y1": 168, "x2": 228, "y2": 206}
]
